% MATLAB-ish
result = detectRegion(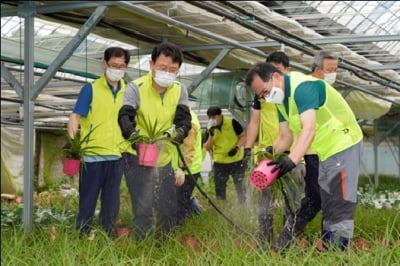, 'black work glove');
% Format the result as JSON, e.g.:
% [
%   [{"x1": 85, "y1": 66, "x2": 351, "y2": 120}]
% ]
[
  {"x1": 243, "y1": 147, "x2": 252, "y2": 159},
  {"x1": 174, "y1": 127, "x2": 186, "y2": 144},
  {"x1": 118, "y1": 105, "x2": 137, "y2": 139},
  {"x1": 62, "y1": 142, "x2": 72, "y2": 151},
  {"x1": 267, "y1": 156, "x2": 296, "y2": 178},
  {"x1": 242, "y1": 147, "x2": 252, "y2": 169},
  {"x1": 256, "y1": 145, "x2": 274, "y2": 161},
  {"x1": 263, "y1": 146, "x2": 273, "y2": 154},
  {"x1": 228, "y1": 146, "x2": 239, "y2": 157}
]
